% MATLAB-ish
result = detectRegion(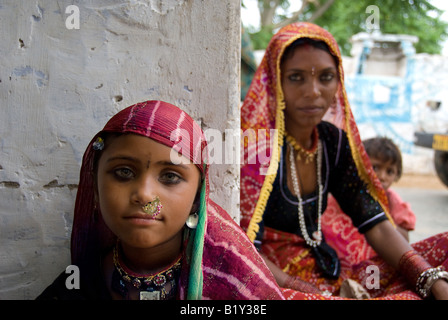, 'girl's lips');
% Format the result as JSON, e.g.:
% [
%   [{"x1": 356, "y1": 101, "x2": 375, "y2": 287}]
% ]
[{"x1": 124, "y1": 213, "x2": 162, "y2": 224}]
